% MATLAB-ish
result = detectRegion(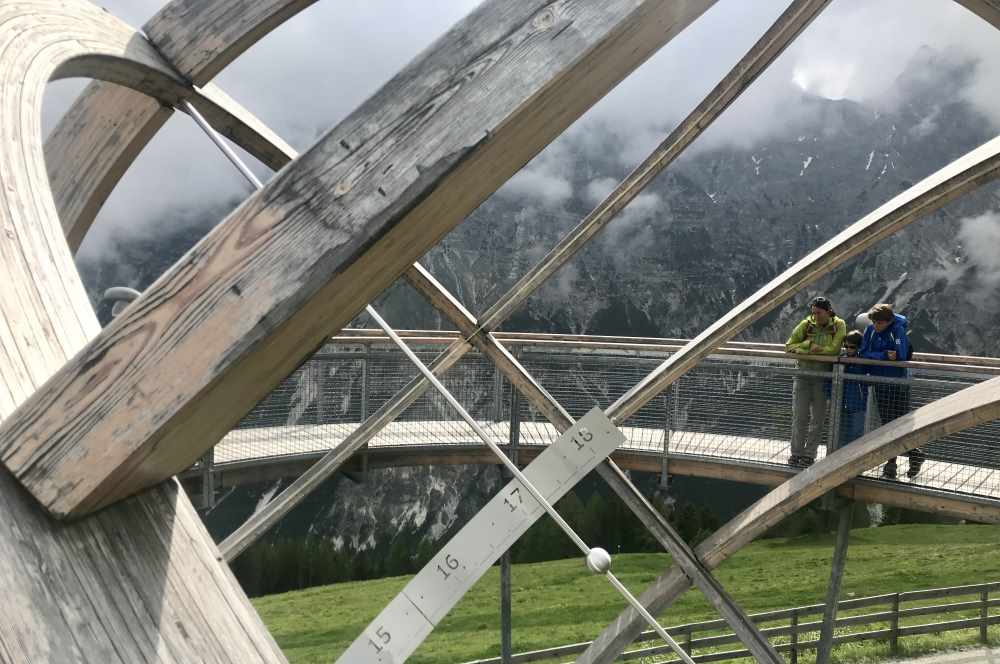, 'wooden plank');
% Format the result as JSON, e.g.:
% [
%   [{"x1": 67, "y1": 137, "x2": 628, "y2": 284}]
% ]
[
  {"x1": 45, "y1": 84, "x2": 172, "y2": 251},
  {"x1": 955, "y1": 0, "x2": 1000, "y2": 29},
  {"x1": 580, "y1": 371, "x2": 1000, "y2": 663},
  {"x1": 9, "y1": 0, "x2": 725, "y2": 521},
  {"x1": 46, "y1": 0, "x2": 307, "y2": 252},
  {"x1": 606, "y1": 133, "x2": 1000, "y2": 424},
  {"x1": 404, "y1": 263, "x2": 785, "y2": 664},
  {"x1": 219, "y1": 0, "x2": 832, "y2": 562},
  {"x1": 0, "y1": 2, "x2": 303, "y2": 661},
  {"x1": 146, "y1": 0, "x2": 317, "y2": 85},
  {"x1": 47, "y1": 80, "x2": 296, "y2": 252},
  {"x1": 8, "y1": 0, "x2": 723, "y2": 520}
]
